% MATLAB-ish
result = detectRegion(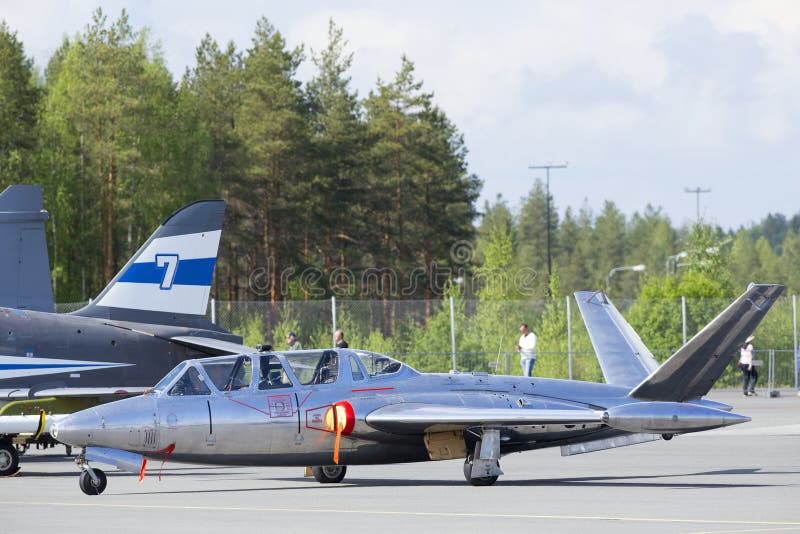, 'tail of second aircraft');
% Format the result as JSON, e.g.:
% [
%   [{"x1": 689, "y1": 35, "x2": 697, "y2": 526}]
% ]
[
  {"x1": 72, "y1": 200, "x2": 226, "y2": 328},
  {"x1": 0, "y1": 184, "x2": 55, "y2": 312},
  {"x1": 575, "y1": 284, "x2": 785, "y2": 402}
]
